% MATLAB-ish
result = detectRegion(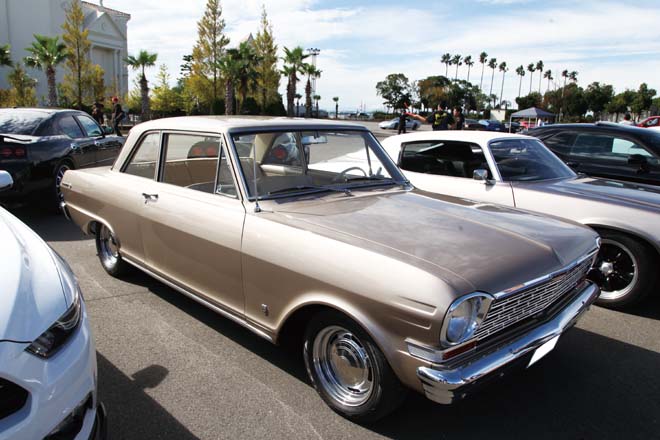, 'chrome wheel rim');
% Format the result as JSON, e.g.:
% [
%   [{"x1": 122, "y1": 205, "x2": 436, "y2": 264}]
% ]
[
  {"x1": 595, "y1": 239, "x2": 638, "y2": 300},
  {"x1": 312, "y1": 326, "x2": 374, "y2": 407},
  {"x1": 55, "y1": 164, "x2": 70, "y2": 202},
  {"x1": 98, "y1": 225, "x2": 119, "y2": 267}
]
